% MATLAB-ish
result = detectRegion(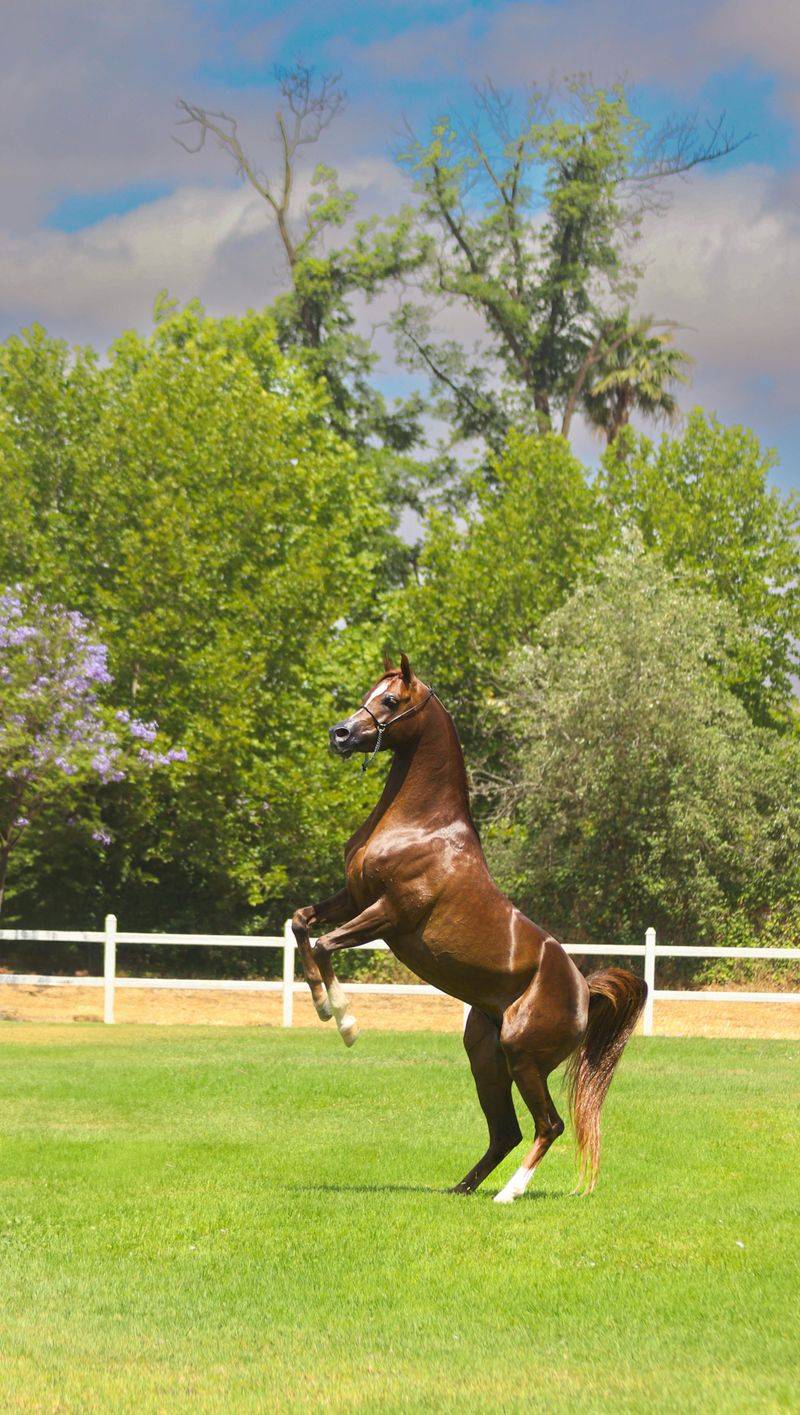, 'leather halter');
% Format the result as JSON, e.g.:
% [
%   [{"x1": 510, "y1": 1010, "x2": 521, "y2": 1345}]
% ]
[{"x1": 358, "y1": 686, "x2": 435, "y2": 772}]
